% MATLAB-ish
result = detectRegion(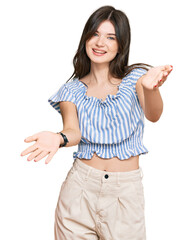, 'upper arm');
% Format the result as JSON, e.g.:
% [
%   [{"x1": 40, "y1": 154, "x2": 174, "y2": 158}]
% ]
[{"x1": 59, "y1": 101, "x2": 81, "y2": 134}]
